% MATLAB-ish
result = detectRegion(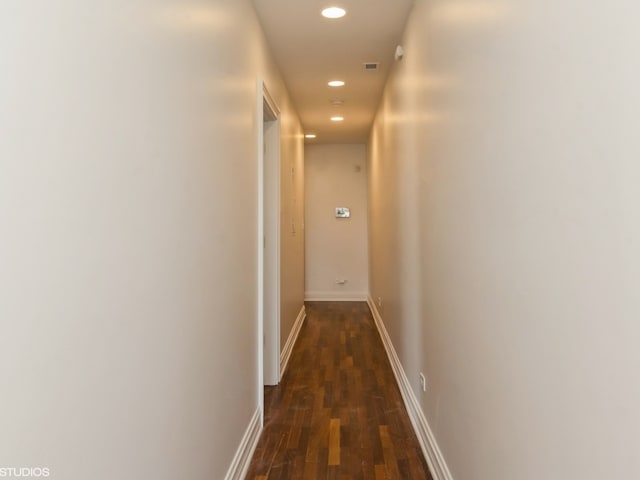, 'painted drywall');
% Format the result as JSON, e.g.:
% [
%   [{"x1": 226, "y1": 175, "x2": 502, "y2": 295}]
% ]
[
  {"x1": 369, "y1": 0, "x2": 640, "y2": 478},
  {"x1": 280, "y1": 112, "x2": 306, "y2": 351},
  {"x1": 305, "y1": 144, "x2": 368, "y2": 300},
  {"x1": 0, "y1": 1, "x2": 303, "y2": 479}
]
